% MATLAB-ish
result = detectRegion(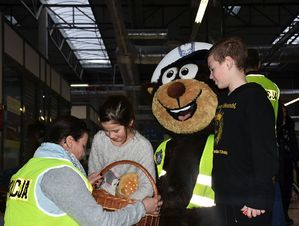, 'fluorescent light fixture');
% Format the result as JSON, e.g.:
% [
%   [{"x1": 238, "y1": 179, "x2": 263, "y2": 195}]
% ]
[
  {"x1": 195, "y1": 0, "x2": 209, "y2": 23},
  {"x1": 262, "y1": 62, "x2": 280, "y2": 67},
  {"x1": 70, "y1": 84, "x2": 89, "y2": 87},
  {"x1": 285, "y1": 97, "x2": 299, "y2": 106}
]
